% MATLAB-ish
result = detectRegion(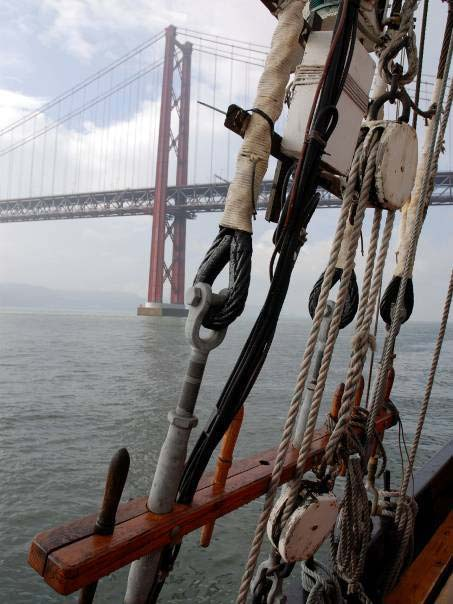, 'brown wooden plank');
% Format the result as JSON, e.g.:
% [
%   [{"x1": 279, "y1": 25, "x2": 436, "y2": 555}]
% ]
[
  {"x1": 30, "y1": 407, "x2": 396, "y2": 596},
  {"x1": 436, "y1": 571, "x2": 453, "y2": 604},
  {"x1": 385, "y1": 512, "x2": 453, "y2": 604},
  {"x1": 30, "y1": 446, "x2": 278, "y2": 575}
]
